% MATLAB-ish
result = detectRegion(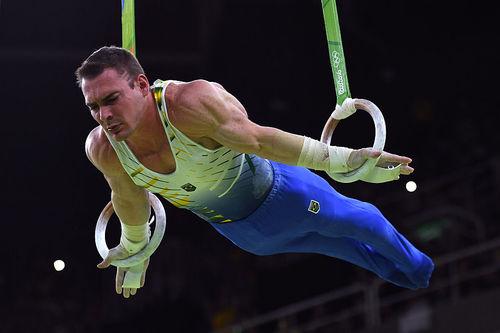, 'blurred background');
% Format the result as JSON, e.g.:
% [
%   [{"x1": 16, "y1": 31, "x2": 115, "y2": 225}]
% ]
[{"x1": 1, "y1": 0, "x2": 499, "y2": 332}]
